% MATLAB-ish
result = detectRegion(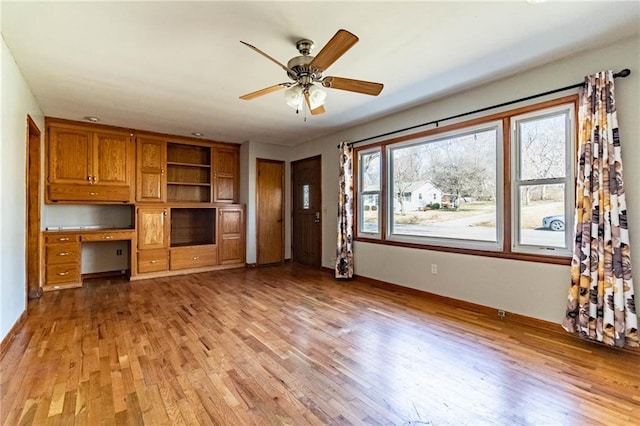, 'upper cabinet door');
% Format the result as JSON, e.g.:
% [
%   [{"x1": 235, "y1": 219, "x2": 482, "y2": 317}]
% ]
[
  {"x1": 48, "y1": 126, "x2": 92, "y2": 185},
  {"x1": 136, "y1": 137, "x2": 167, "y2": 202},
  {"x1": 213, "y1": 147, "x2": 238, "y2": 203},
  {"x1": 93, "y1": 132, "x2": 133, "y2": 187}
]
